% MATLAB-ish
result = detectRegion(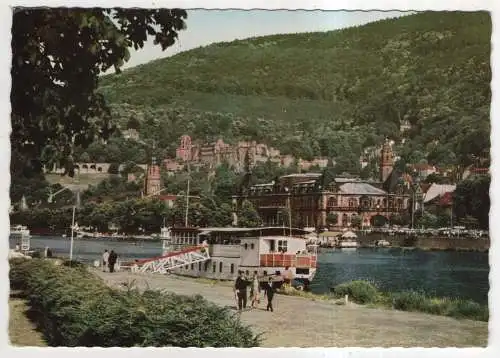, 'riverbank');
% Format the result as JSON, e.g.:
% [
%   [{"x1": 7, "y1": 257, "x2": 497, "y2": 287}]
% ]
[
  {"x1": 93, "y1": 269, "x2": 488, "y2": 347},
  {"x1": 358, "y1": 234, "x2": 489, "y2": 252}
]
